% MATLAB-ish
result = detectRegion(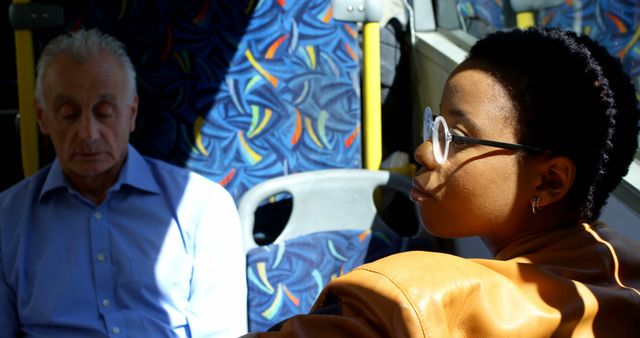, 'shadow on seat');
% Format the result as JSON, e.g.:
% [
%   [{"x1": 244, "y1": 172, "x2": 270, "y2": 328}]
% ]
[{"x1": 238, "y1": 168, "x2": 436, "y2": 332}]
